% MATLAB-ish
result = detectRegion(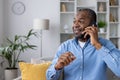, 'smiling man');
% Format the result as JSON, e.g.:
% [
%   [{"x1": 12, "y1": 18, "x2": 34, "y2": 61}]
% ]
[{"x1": 46, "y1": 8, "x2": 120, "y2": 80}]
